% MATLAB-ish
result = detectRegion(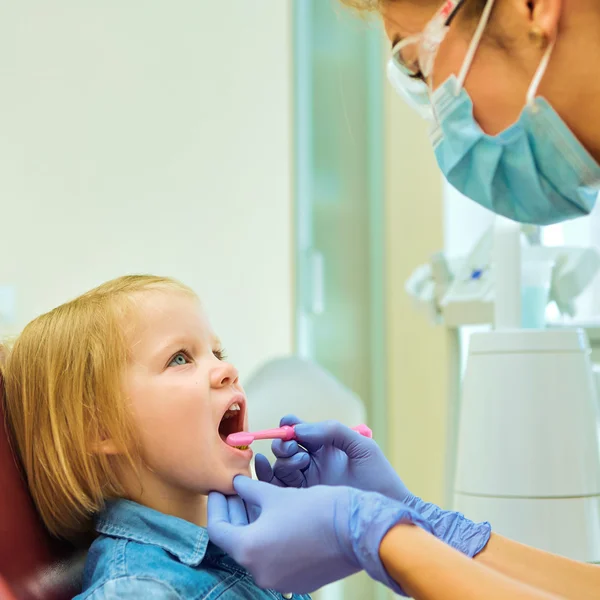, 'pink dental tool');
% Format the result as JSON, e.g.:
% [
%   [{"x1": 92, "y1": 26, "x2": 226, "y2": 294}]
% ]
[{"x1": 226, "y1": 424, "x2": 372, "y2": 447}]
